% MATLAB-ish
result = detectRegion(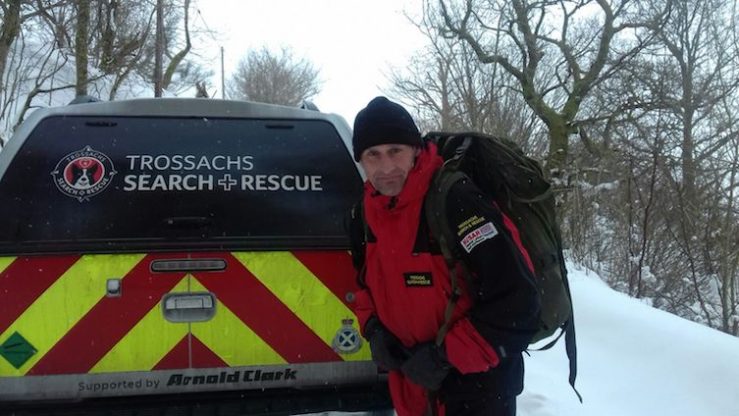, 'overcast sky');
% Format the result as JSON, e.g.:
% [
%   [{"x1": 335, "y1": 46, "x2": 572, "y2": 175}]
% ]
[{"x1": 197, "y1": 0, "x2": 427, "y2": 125}]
